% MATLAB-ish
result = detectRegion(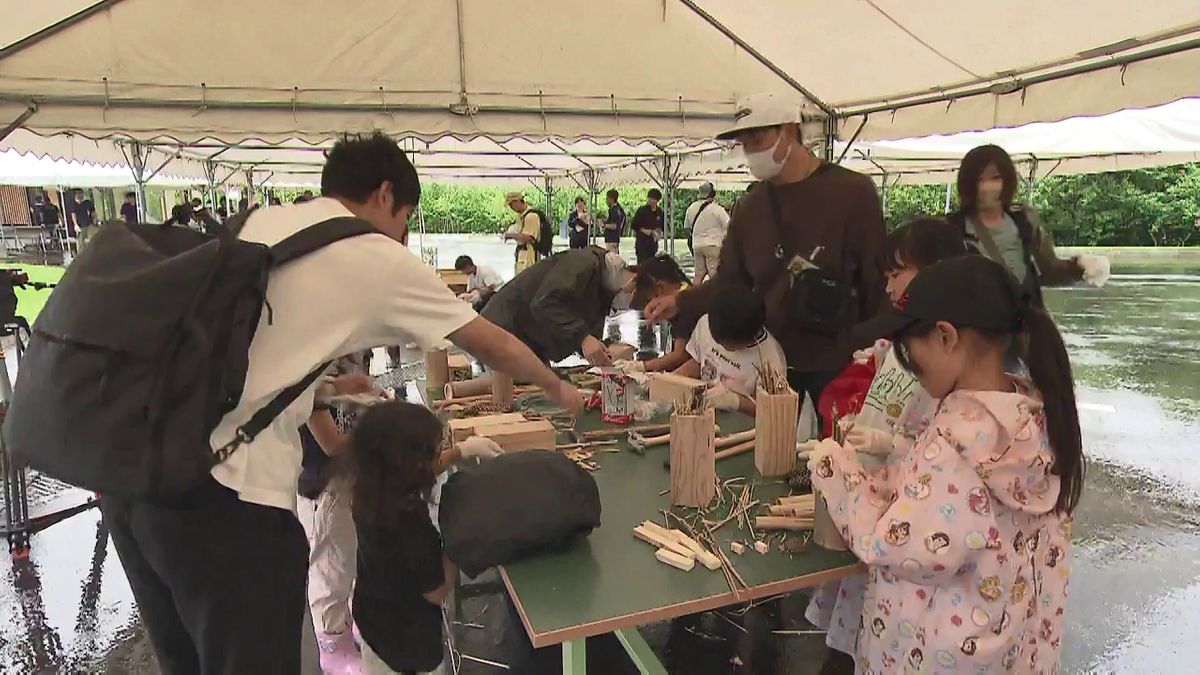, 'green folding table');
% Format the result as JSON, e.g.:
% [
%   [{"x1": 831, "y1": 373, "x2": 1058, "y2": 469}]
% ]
[{"x1": 499, "y1": 408, "x2": 861, "y2": 674}]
